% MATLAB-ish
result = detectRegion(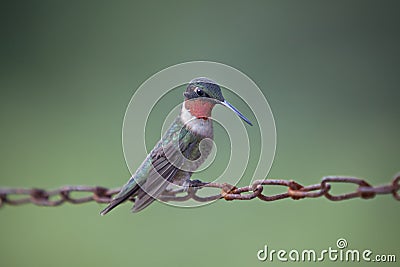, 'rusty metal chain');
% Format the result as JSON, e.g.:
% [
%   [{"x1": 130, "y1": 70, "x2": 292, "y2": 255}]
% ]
[{"x1": 0, "y1": 173, "x2": 399, "y2": 208}]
